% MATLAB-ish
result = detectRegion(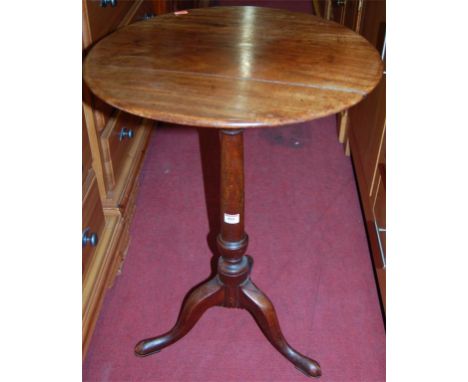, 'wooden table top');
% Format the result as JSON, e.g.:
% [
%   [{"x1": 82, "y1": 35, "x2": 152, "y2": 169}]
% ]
[{"x1": 84, "y1": 6, "x2": 383, "y2": 129}]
